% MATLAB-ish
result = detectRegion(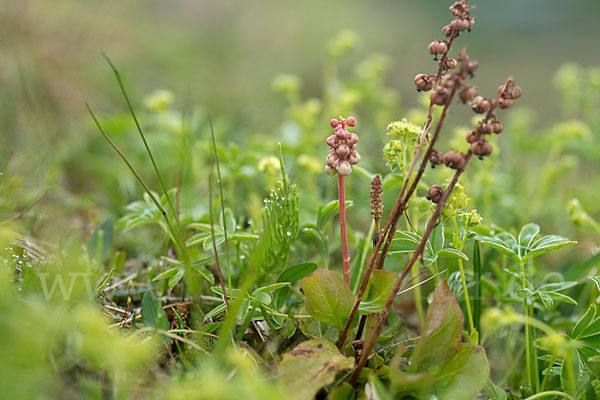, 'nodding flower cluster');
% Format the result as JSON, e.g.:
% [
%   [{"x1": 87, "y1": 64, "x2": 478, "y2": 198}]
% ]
[
  {"x1": 325, "y1": 116, "x2": 361, "y2": 177},
  {"x1": 414, "y1": 0, "x2": 522, "y2": 203}
]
